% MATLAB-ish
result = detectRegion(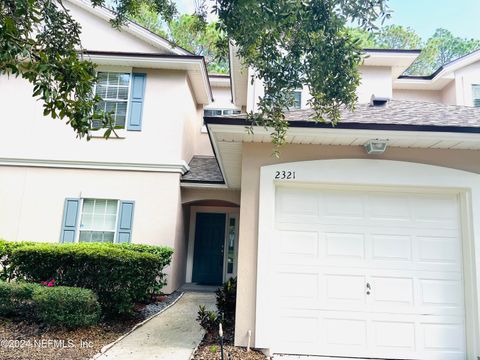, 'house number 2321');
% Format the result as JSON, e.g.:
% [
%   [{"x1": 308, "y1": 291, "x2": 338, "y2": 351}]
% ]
[{"x1": 274, "y1": 171, "x2": 296, "y2": 180}]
